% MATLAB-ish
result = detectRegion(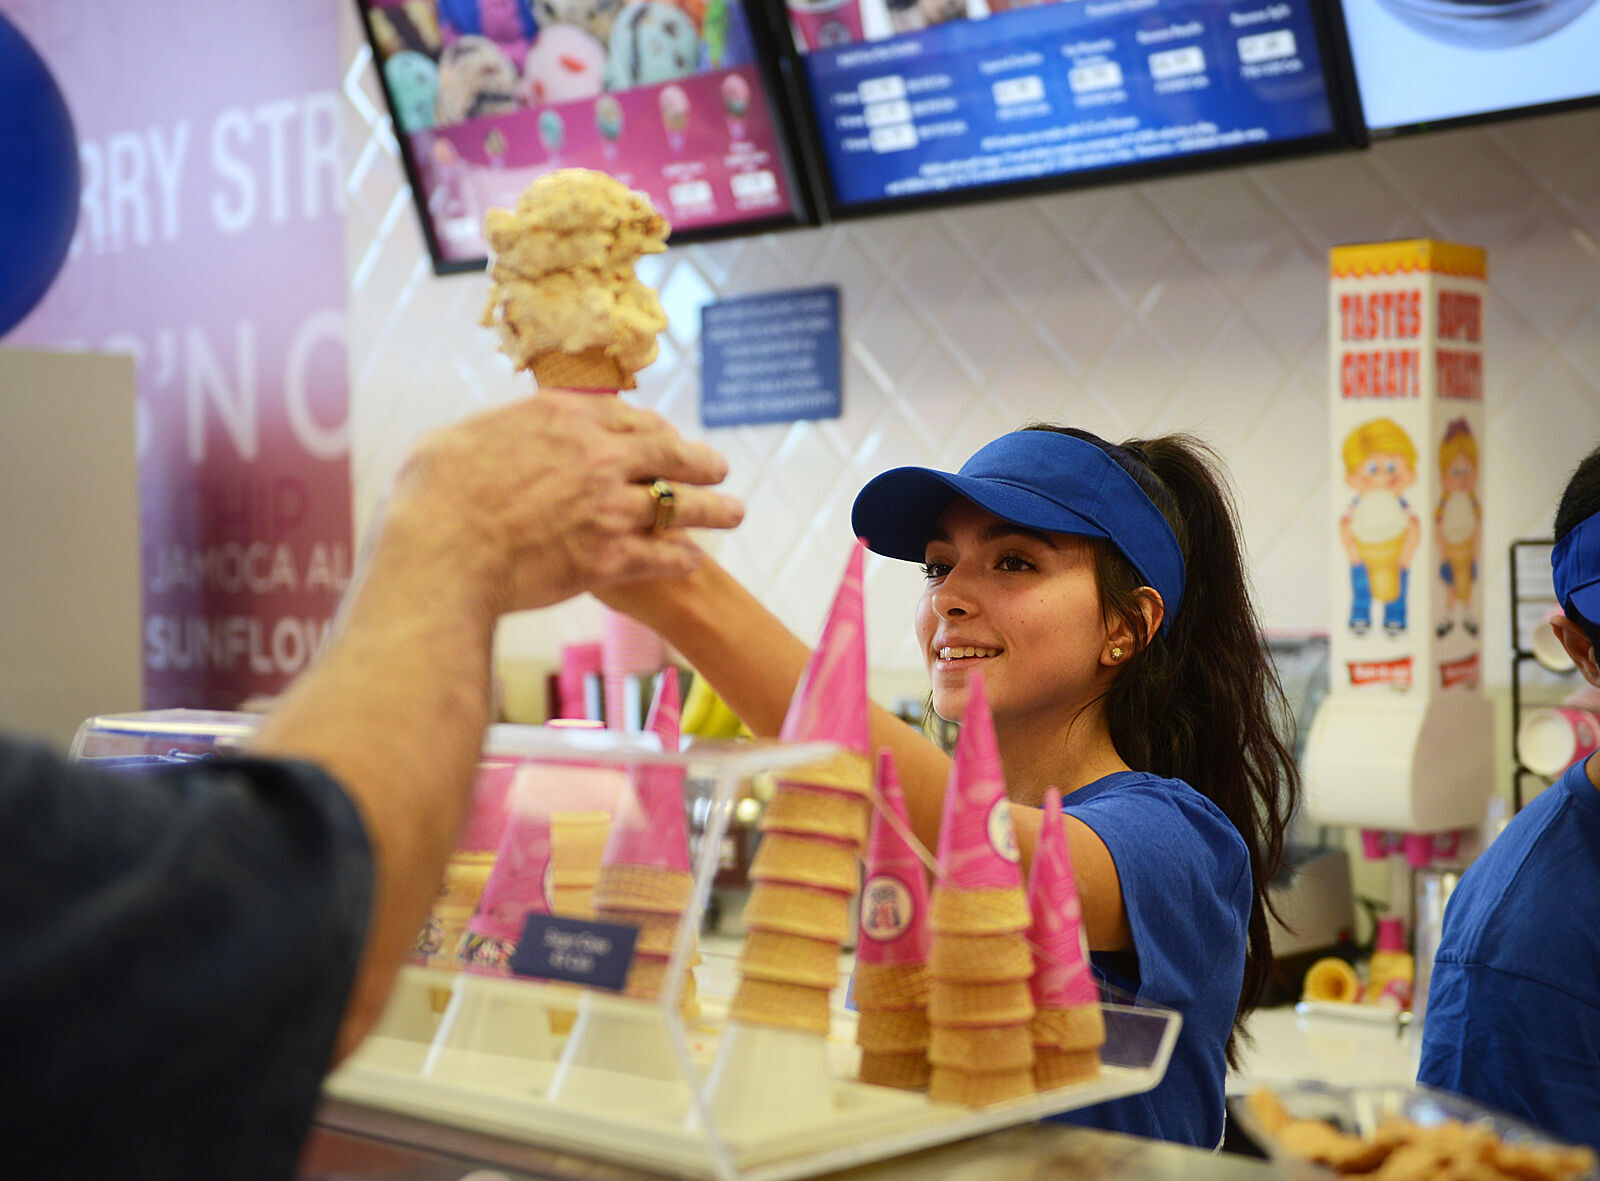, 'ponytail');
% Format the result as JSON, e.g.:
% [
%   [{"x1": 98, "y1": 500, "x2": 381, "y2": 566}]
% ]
[{"x1": 1030, "y1": 425, "x2": 1301, "y2": 1068}]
